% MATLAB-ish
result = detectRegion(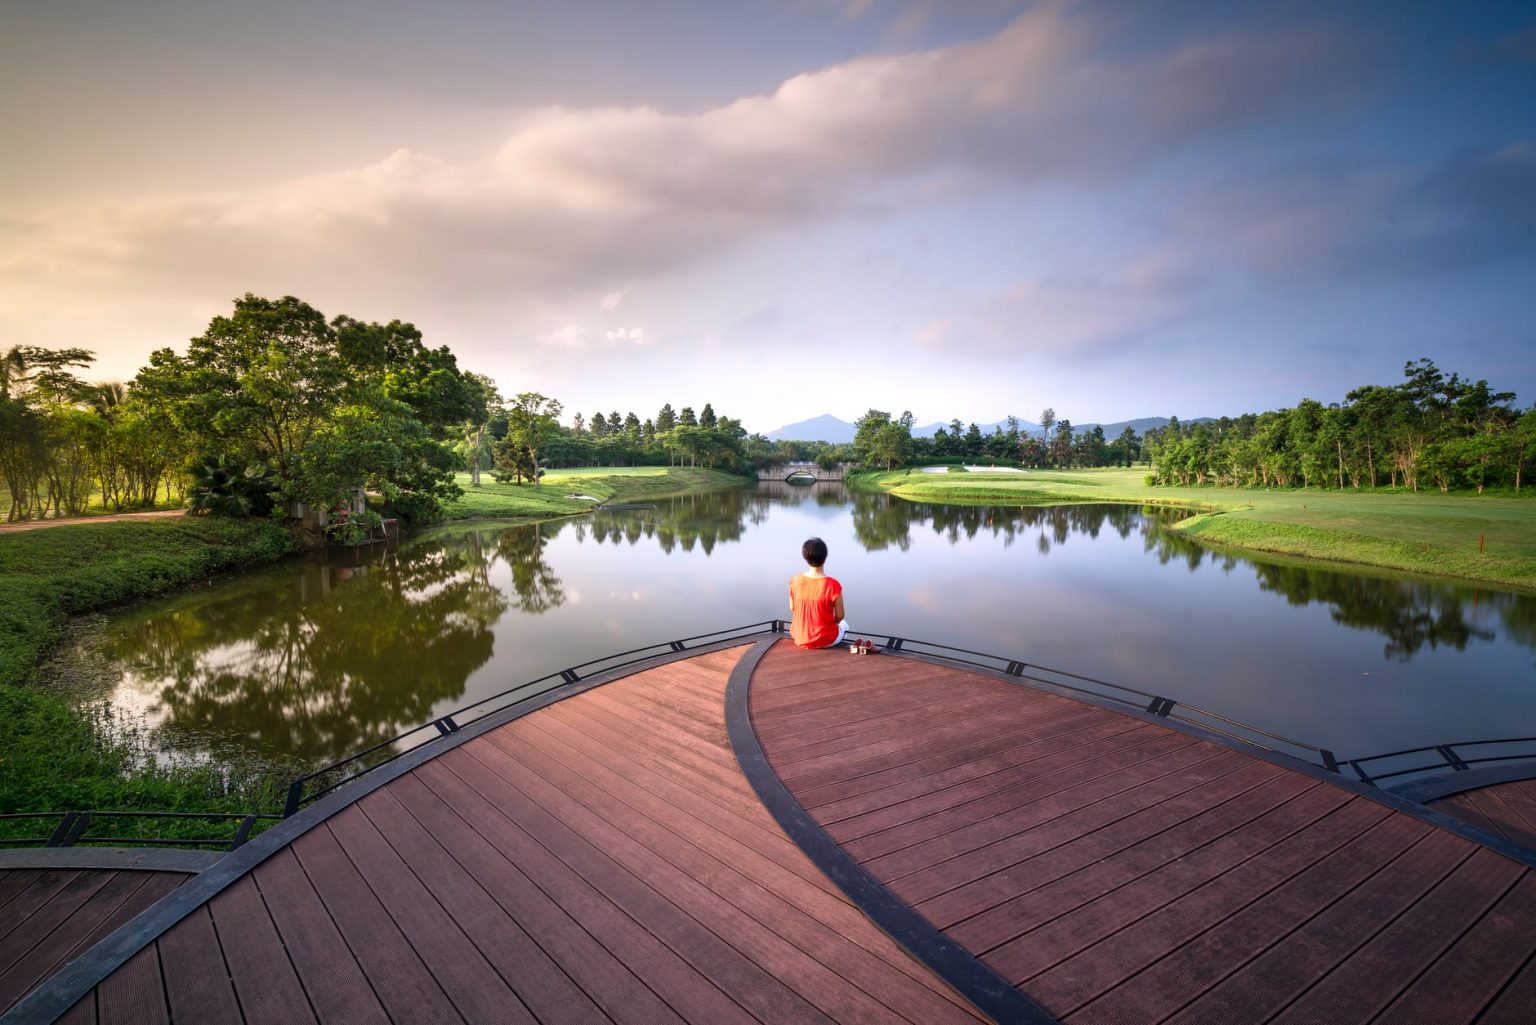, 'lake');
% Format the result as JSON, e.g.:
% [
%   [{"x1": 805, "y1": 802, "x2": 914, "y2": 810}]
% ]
[{"x1": 50, "y1": 482, "x2": 1536, "y2": 776}]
